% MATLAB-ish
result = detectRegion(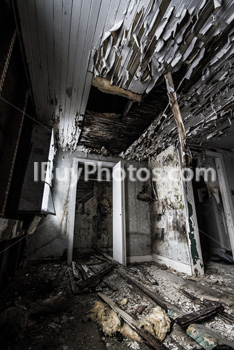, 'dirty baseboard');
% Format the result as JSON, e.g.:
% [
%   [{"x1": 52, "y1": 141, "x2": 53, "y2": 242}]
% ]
[
  {"x1": 127, "y1": 255, "x2": 153, "y2": 263},
  {"x1": 152, "y1": 254, "x2": 192, "y2": 275}
]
